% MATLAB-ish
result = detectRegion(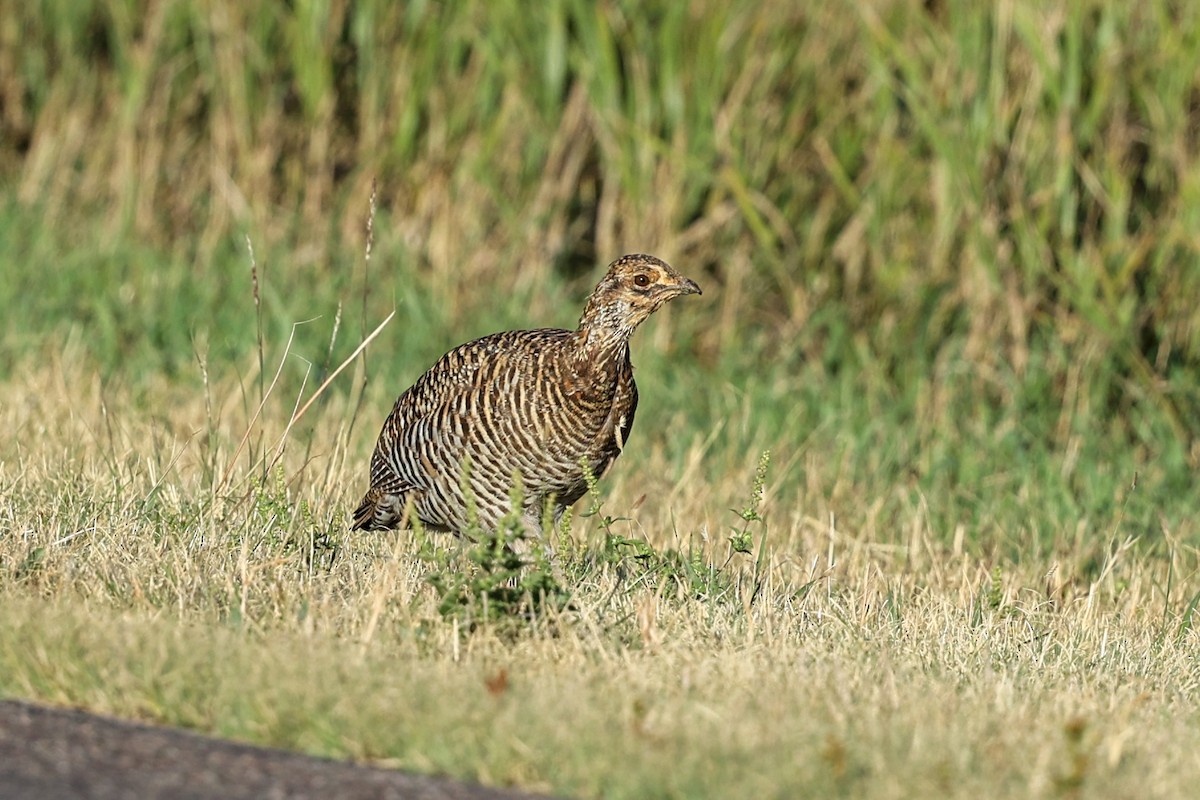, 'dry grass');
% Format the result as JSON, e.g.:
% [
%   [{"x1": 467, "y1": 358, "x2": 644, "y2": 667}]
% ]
[{"x1": 2, "y1": 351, "x2": 1198, "y2": 799}]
